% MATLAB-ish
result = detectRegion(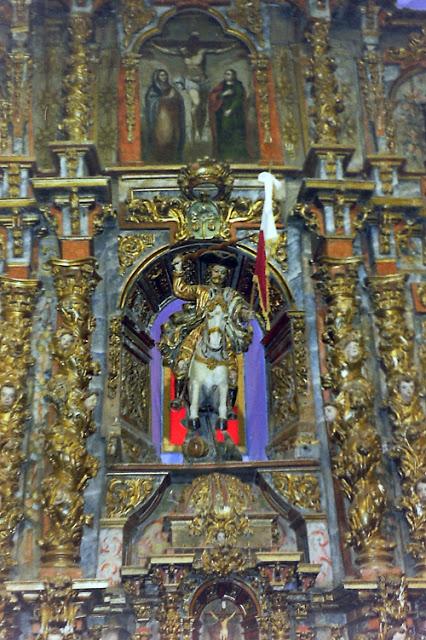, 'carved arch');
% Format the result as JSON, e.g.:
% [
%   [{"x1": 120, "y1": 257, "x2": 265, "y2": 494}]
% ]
[{"x1": 130, "y1": 5, "x2": 258, "y2": 55}]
